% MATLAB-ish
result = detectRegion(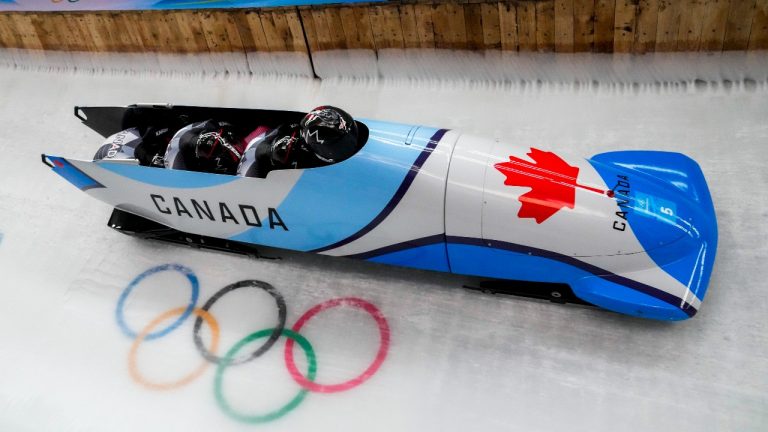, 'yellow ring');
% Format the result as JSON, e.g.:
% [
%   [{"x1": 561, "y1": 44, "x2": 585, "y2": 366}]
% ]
[{"x1": 128, "y1": 307, "x2": 220, "y2": 390}]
